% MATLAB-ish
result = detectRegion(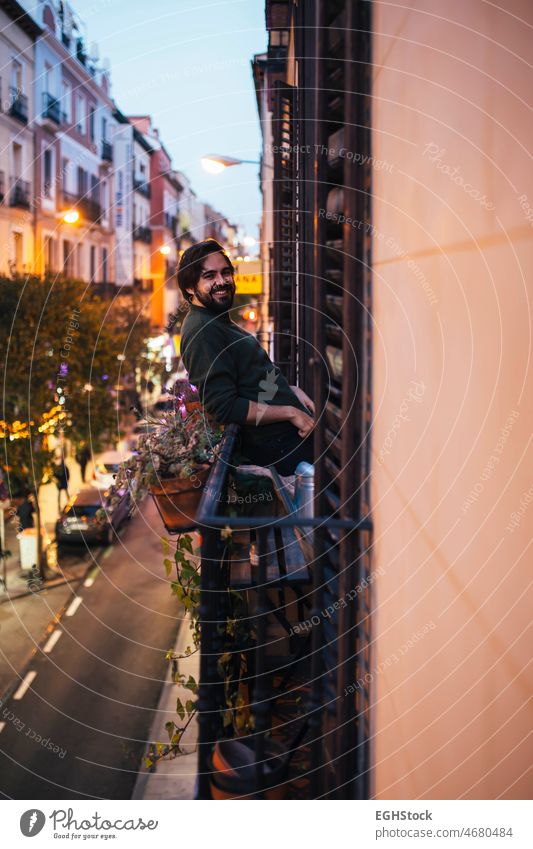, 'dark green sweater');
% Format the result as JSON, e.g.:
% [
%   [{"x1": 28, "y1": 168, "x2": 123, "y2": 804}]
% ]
[{"x1": 180, "y1": 305, "x2": 307, "y2": 447}]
